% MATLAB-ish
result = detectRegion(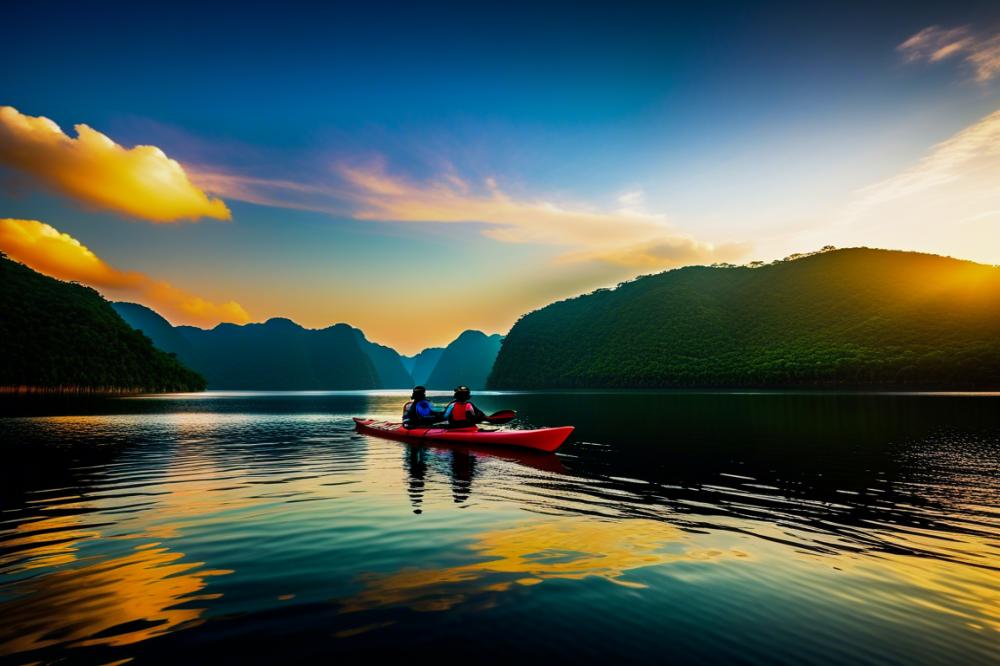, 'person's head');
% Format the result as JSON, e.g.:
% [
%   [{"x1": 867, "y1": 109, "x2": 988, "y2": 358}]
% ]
[
  {"x1": 411, "y1": 385, "x2": 426, "y2": 400},
  {"x1": 453, "y1": 385, "x2": 471, "y2": 401}
]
